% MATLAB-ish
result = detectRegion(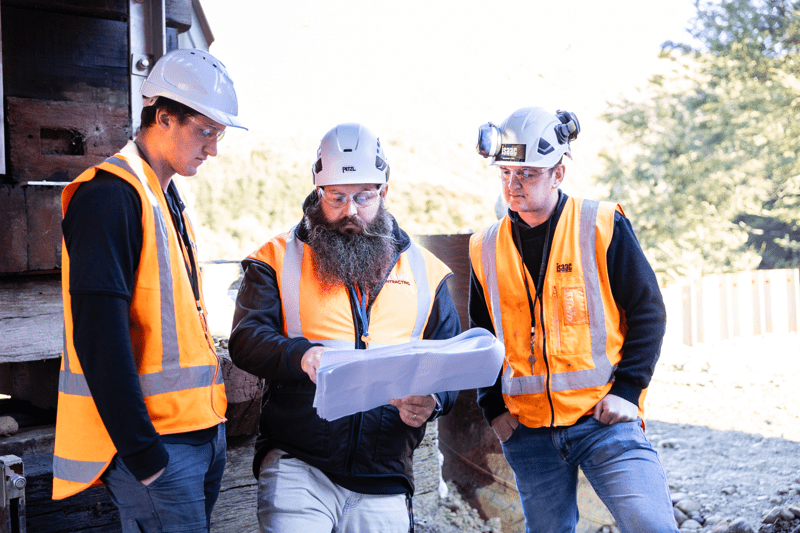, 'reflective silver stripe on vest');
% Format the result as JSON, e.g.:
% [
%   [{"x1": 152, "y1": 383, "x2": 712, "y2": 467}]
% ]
[
  {"x1": 549, "y1": 200, "x2": 613, "y2": 392},
  {"x1": 481, "y1": 221, "x2": 506, "y2": 344},
  {"x1": 283, "y1": 226, "x2": 305, "y2": 339},
  {"x1": 107, "y1": 156, "x2": 181, "y2": 376},
  {"x1": 282, "y1": 229, "x2": 432, "y2": 348},
  {"x1": 405, "y1": 242, "x2": 431, "y2": 339},
  {"x1": 52, "y1": 454, "x2": 107, "y2": 484},
  {"x1": 59, "y1": 328, "x2": 93, "y2": 397},
  {"x1": 58, "y1": 155, "x2": 215, "y2": 399},
  {"x1": 482, "y1": 201, "x2": 613, "y2": 396}
]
